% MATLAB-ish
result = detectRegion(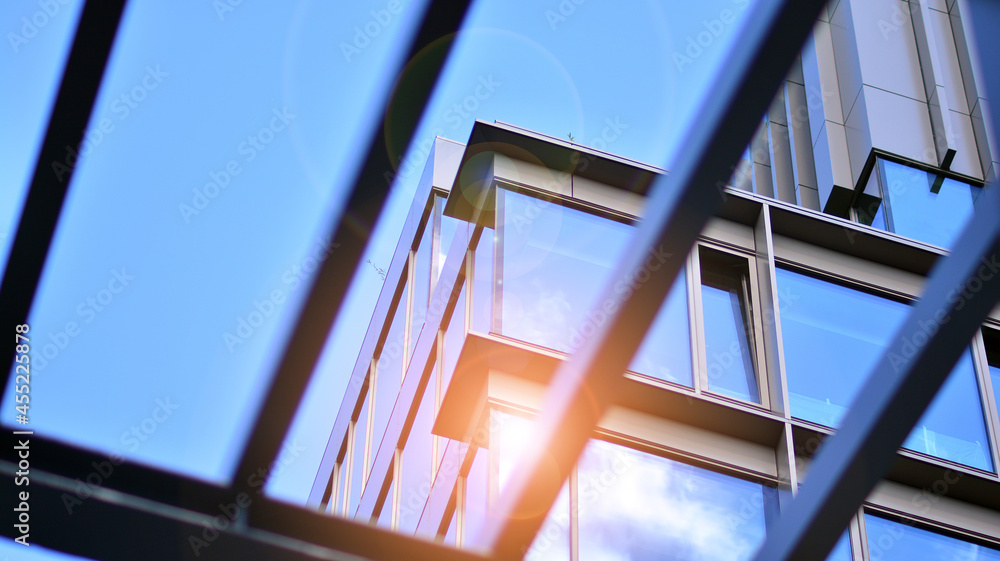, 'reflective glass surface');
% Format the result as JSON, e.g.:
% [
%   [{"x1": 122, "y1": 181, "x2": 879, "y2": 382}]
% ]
[
  {"x1": 350, "y1": 388, "x2": 370, "y2": 517},
  {"x1": 629, "y1": 270, "x2": 693, "y2": 386},
  {"x1": 865, "y1": 513, "x2": 1000, "y2": 560},
  {"x1": 498, "y1": 189, "x2": 691, "y2": 384},
  {"x1": 398, "y1": 359, "x2": 436, "y2": 534},
  {"x1": 411, "y1": 221, "x2": 432, "y2": 361},
  {"x1": 777, "y1": 268, "x2": 993, "y2": 471},
  {"x1": 471, "y1": 227, "x2": 495, "y2": 334},
  {"x1": 499, "y1": 189, "x2": 632, "y2": 354},
  {"x1": 378, "y1": 477, "x2": 395, "y2": 528},
  {"x1": 876, "y1": 159, "x2": 981, "y2": 248},
  {"x1": 700, "y1": 250, "x2": 758, "y2": 402},
  {"x1": 442, "y1": 285, "x2": 467, "y2": 391},
  {"x1": 463, "y1": 446, "x2": 490, "y2": 546},
  {"x1": 373, "y1": 290, "x2": 408, "y2": 461},
  {"x1": 578, "y1": 439, "x2": 777, "y2": 561},
  {"x1": 490, "y1": 410, "x2": 574, "y2": 561}
]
